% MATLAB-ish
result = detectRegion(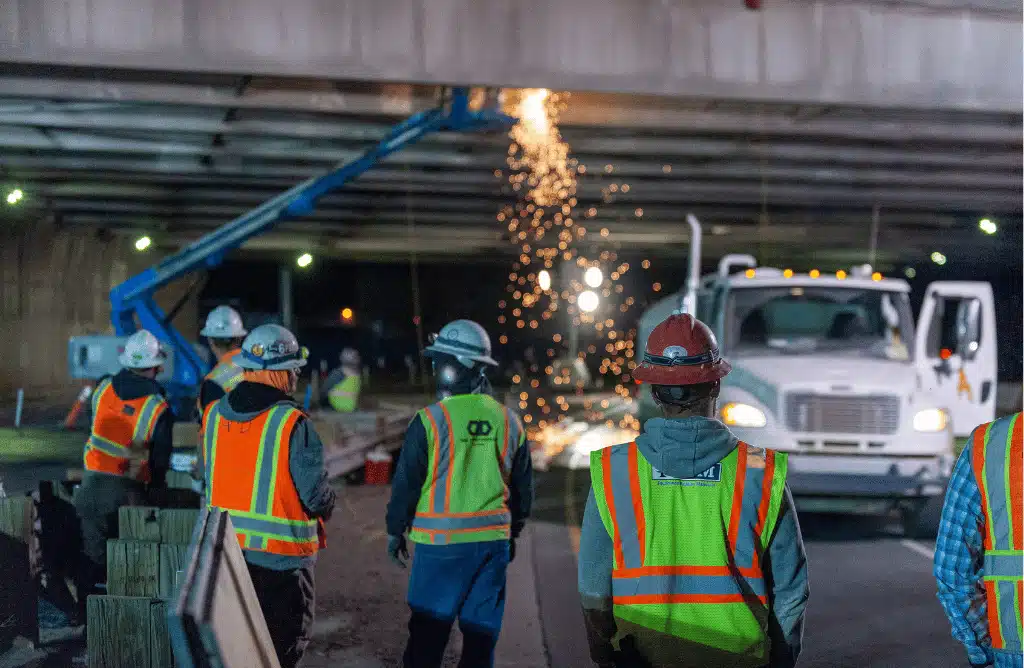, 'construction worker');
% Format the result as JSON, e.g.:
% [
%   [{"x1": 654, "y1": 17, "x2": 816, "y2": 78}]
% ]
[
  {"x1": 934, "y1": 412, "x2": 1023, "y2": 668},
  {"x1": 322, "y1": 347, "x2": 362, "y2": 412},
  {"x1": 578, "y1": 314, "x2": 809, "y2": 668},
  {"x1": 197, "y1": 305, "x2": 248, "y2": 412},
  {"x1": 201, "y1": 324, "x2": 336, "y2": 668},
  {"x1": 385, "y1": 319, "x2": 534, "y2": 668},
  {"x1": 75, "y1": 330, "x2": 174, "y2": 601}
]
